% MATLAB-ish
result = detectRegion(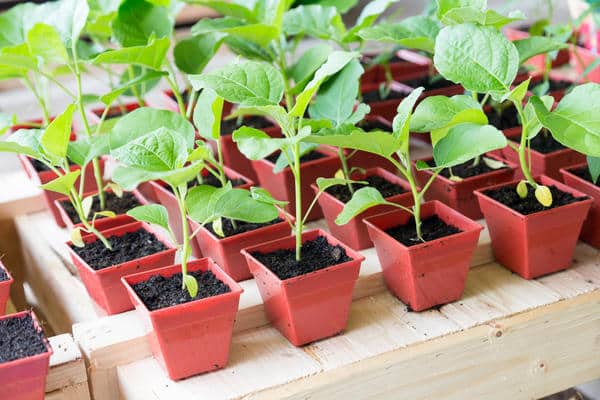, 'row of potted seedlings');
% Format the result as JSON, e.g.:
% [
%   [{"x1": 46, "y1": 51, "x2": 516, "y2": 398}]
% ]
[{"x1": 2, "y1": 0, "x2": 600, "y2": 393}]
